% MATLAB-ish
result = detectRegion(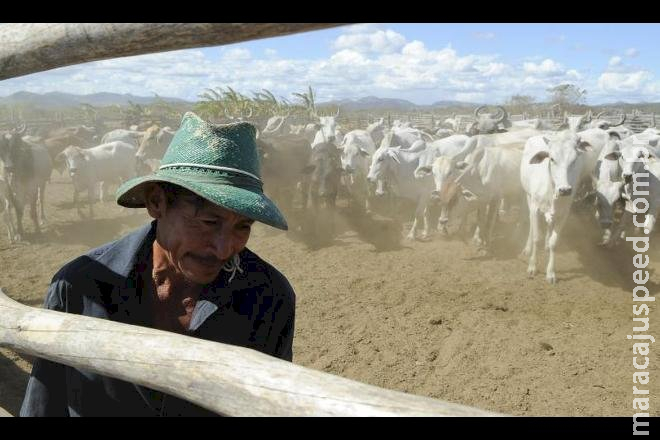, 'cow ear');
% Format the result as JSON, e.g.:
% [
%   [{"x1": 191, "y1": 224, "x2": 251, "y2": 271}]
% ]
[
  {"x1": 577, "y1": 140, "x2": 592, "y2": 152},
  {"x1": 529, "y1": 151, "x2": 550, "y2": 164},
  {"x1": 387, "y1": 150, "x2": 400, "y2": 164},
  {"x1": 608, "y1": 131, "x2": 621, "y2": 140},
  {"x1": 301, "y1": 165, "x2": 316, "y2": 174},
  {"x1": 604, "y1": 151, "x2": 621, "y2": 161}
]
